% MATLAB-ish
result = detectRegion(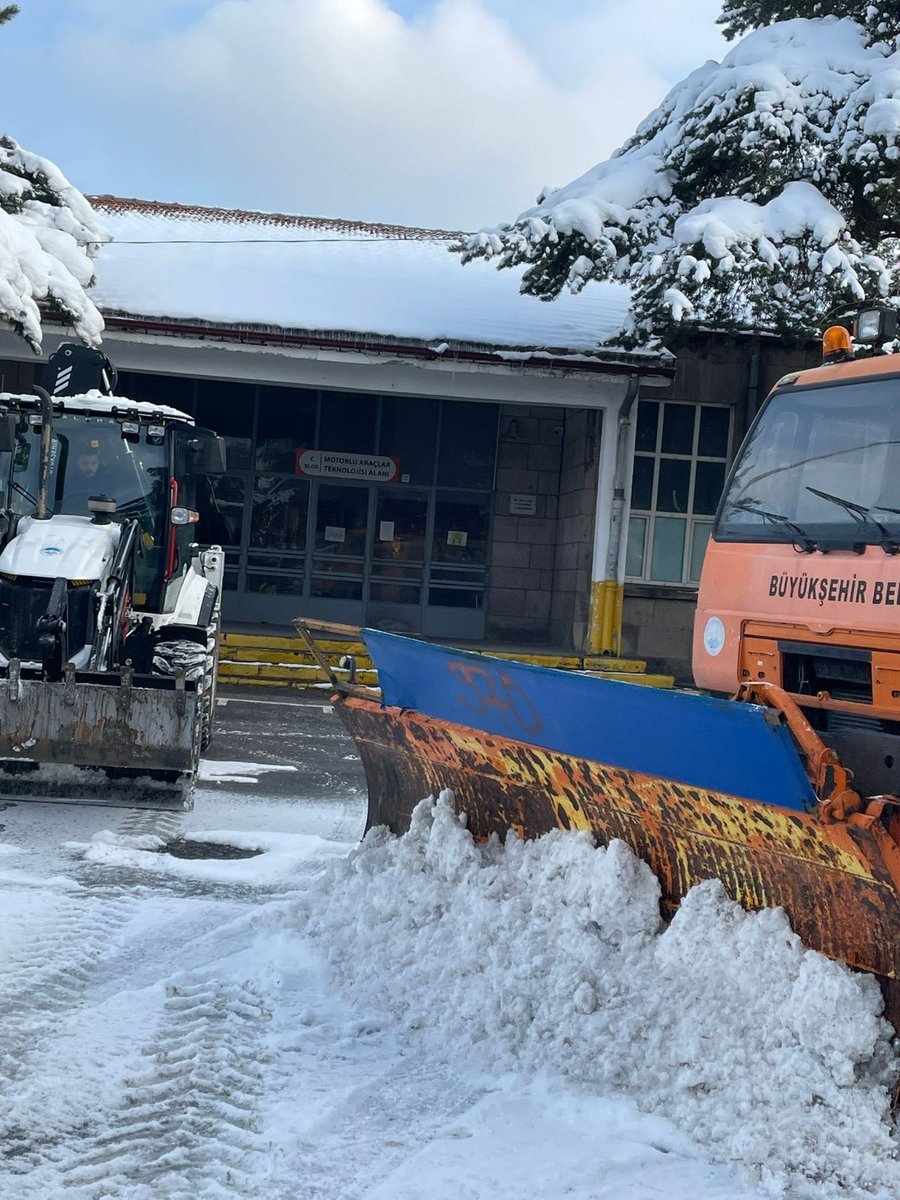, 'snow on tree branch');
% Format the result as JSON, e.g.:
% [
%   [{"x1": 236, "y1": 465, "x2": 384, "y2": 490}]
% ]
[
  {"x1": 0, "y1": 136, "x2": 108, "y2": 352},
  {"x1": 459, "y1": 17, "x2": 899, "y2": 345}
]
